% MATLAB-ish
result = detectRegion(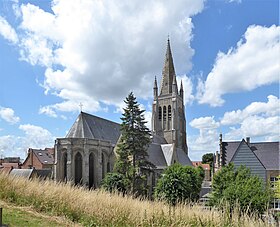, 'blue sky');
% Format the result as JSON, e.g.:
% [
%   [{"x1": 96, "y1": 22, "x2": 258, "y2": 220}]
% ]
[{"x1": 0, "y1": 0, "x2": 279, "y2": 161}]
